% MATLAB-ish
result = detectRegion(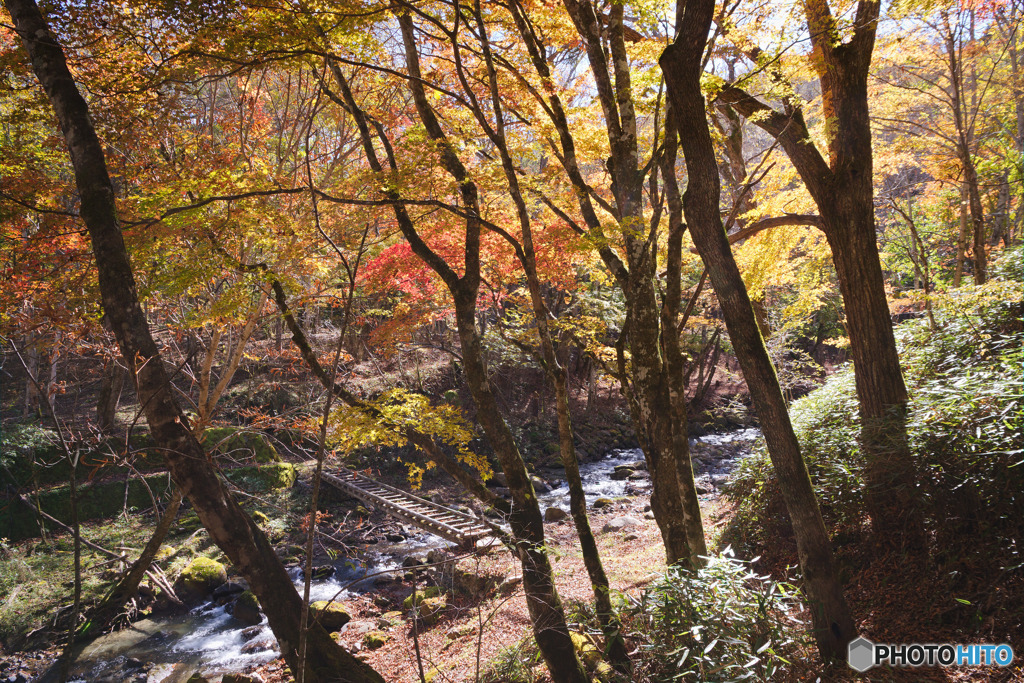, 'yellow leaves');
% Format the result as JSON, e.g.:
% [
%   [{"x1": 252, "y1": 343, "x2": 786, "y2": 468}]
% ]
[{"x1": 327, "y1": 388, "x2": 491, "y2": 481}]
